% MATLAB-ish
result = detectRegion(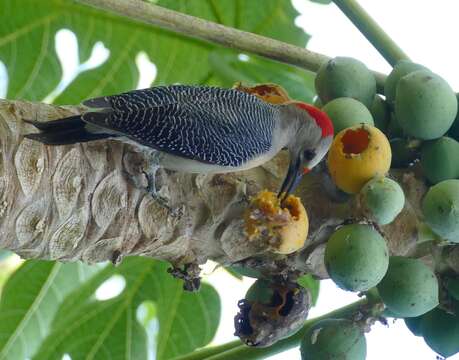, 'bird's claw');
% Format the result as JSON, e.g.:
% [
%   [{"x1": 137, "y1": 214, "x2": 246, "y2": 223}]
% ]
[{"x1": 143, "y1": 167, "x2": 176, "y2": 214}]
